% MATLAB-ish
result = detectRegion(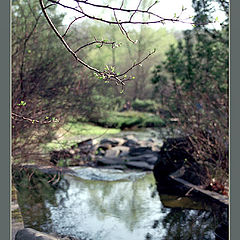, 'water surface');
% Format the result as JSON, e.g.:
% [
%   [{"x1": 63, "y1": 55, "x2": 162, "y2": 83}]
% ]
[{"x1": 15, "y1": 167, "x2": 225, "y2": 240}]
